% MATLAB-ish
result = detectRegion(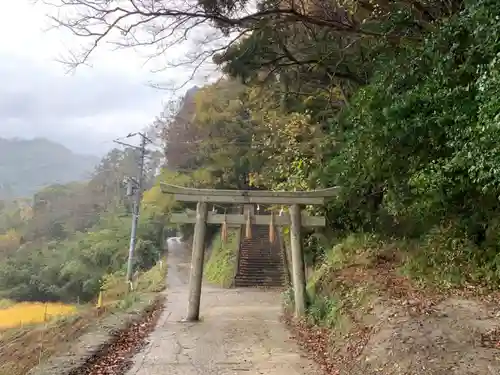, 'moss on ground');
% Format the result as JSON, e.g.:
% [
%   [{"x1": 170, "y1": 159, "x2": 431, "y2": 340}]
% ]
[{"x1": 204, "y1": 230, "x2": 239, "y2": 288}]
